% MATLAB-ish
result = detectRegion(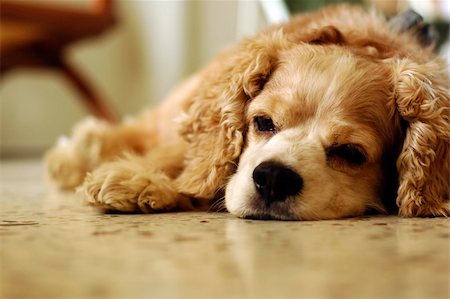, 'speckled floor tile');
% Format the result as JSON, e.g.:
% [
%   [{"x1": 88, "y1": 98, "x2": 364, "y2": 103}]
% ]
[{"x1": 0, "y1": 160, "x2": 449, "y2": 299}]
